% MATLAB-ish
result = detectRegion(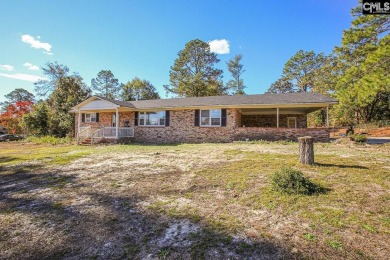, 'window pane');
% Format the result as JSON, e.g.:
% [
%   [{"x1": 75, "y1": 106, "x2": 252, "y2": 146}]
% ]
[
  {"x1": 211, "y1": 109, "x2": 221, "y2": 118},
  {"x1": 139, "y1": 111, "x2": 165, "y2": 126},
  {"x1": 147, "y1": 112, "x2": 159, "y2": 125},
  {"x1": 159, "y1": 111, "x2": 165, "y2": 118},
  {"x1": 201, "y1": 110, "x2": 210, "y2": 117},
  {"x1": 91, "y1": 113, "x2": 96, "y2": 122},
  {"x1": 158, "y1": 111, "x2": 165, "y2": 125},
  {"x1": 201, "y1": 117, "x2": 210, "y2": 125},
  {"x1": 211, "y1": 118, "x2": 220, "y2": 125}
]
